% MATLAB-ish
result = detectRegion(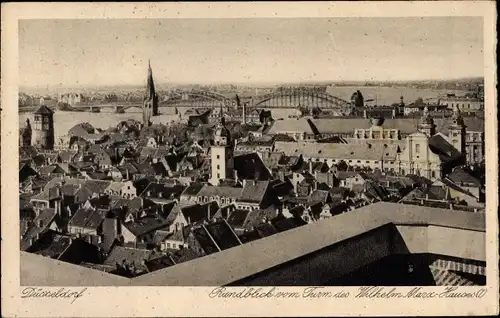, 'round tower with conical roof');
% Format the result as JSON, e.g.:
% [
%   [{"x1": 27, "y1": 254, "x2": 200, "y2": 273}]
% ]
[{"x1": 31, "y1": 105, "x2": 55, "y2": 149}]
